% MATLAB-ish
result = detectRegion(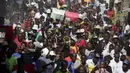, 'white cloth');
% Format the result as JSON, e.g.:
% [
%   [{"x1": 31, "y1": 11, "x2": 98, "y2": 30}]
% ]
[
  {"x1": 104, "y1": 42, "x2": 112, "y2": 50},
  {"x1": 121, "y1": 48, "x2": 127, "y2": 55},
  {"x1": 31, "y1": 2, "x2": 38, "y2": 8},
  {"x1": 95, "y1": 0, "x2": 100, "y2": 6},
  {"x1": 34, "y1": 42, "x2": 43, "y2": 48},
  {"x1": 99, "y1": 3, "x2": 106, "y2": 14},
  {"x1": 109, "y1": 59, "x2": 123, "y2": 73},
  {"x1": 34, "y1": 12, "x2": 41, "y2": 19},
  {"x1": 42, "y1": 13, "x2": 47, "y2": 21},
  {"x1": 86, "y1": 59, "x2": 96, "y2": 68},
  {"x1": 56, "y1": 23, "x2": 61, "y2": 28},
  {"x1": 102, "y1": 48, "x2": 111, "y2": 58},
  {"x1": 124, "y1": 25, "x2": 130, "y2": 34},
  {"x1": 105, "y1": 0, "x2": 110, "y2": 5},
  {"x1": 41, "y1": 48, "x2": 49, "y2": 57},
  {"x1": 85, "y1": 49, "x2": 94, "y2": 57},
  {"x1": 102, "y1": 42, "x2": 112, "y2": 58},
  {"x1": 70, "y1": 32, "x2": 77, "y2": 42}
]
